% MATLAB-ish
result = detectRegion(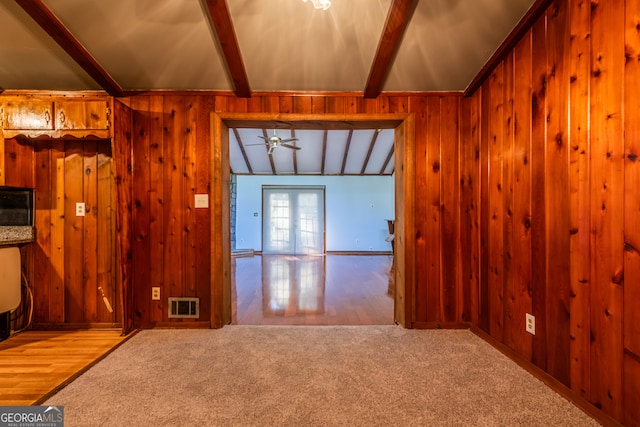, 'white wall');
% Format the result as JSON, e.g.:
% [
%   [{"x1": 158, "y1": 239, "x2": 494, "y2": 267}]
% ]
[{"x1": 235, "y1": 175, "x2": 394, "y2": 252}]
